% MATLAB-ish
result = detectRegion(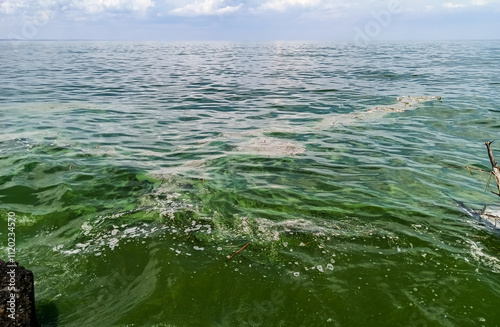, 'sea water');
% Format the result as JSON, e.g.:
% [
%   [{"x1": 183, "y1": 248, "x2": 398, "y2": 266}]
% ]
[{"x1": 1, "y1": 40, "x2": 499, "y2": 326}]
